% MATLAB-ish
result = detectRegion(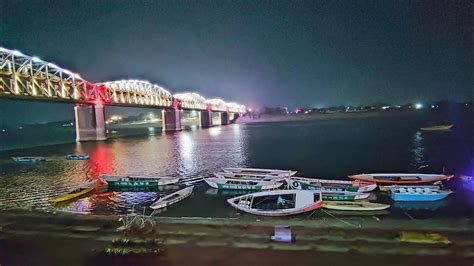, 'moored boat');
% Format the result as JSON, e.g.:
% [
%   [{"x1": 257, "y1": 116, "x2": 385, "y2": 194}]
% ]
[
  {"x1": 65, "y1": 154, "x2": 90, "y2": 160},
  {"x1": 389, "y1": 187, "x2": 452, "y2": 201},
  {"x1": 290, "y1": 177, "x2": 377, "y2": 192},
  {"x1": 150, "y1": 186, "x2": 194, "y2": 210},
  {"x1": 322, "y1": 193, "x2": 369, "y2": 201},
  {"x1": 348, "y1": 173, "x2": 453, "y2": 185},
  {"x1": 12, "y1": 156, "x2": 45, "y2": 164},
  {"x1": 420, "y1": 124, "x2": 453, "y2": 131},
  {"x1": 379, "y1": 184, "x2": 442, "y2": 192},
  {"x1": 222, "y1": 167, "x2": 297, "y2": 177},
  {"x1": 99, "y1": 174, "x2": 179, "y2": 187},
  {"x1": 204, "y1": 177, "x2": 283, "y2": 191},
  {"x1": 322, "y1": 201, "x2": 390, "y2": 211},
  {"x1": 50, "y1": 180, "x2": 97, "y2": 203},
  {"x1": 215, "y1": 172, "x2": 285, "y2": 181},
  {"x1": 286, "y1": 178, "x2": 370, "y2": 195},
  {"x1": 227, "y1": 190, "x2": 322, "y2": 216}
]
